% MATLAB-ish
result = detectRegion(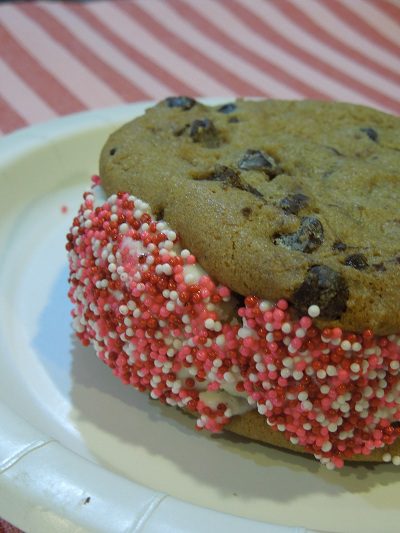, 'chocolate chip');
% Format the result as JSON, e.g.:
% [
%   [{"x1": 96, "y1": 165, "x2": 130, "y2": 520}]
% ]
[
  {"x1": 165, "y1": 96, "x2": 196, "y2": 110},
  {"x1": 232, "y1": 291, "x2": 246, "y2": 309},
  {"x1": 274, "y1": 216, "x2": 324, "y2": 253},
  {"x1": 241, "y1": 207, "x2": 252, "y2": 218},
  {"x1": 195, "y1": 165, "x2": 265, "y2": 201},
  {"x1": 173, "y1": 124, "x2": 189, "y2": 137},
  {"x1": 238, "y1": 149, "x2": 281, "y2": 179},
  {"x1": 109, "y1": 148, "x2": 117, "y2": 156},
  {"x1": 154, "y1": 206, "x2": 165, "y2": 221},
  {"x1": 345, "y1": 253, "x2": 369, "y2": 270},
  {"x1": 360, "y1": 127, "x2": 378, "y2": 142},
  {"x1": 373, "y1": 262, "x2": 386, "y2": 272},
  {"x1": 189, "y1": 119, "x2": 219, "y2": 147},
  {"x1": 332, "y1": 241, "x2": 347, "y2": 252},
  {"x1": 197, "y1": 165, "x2": 240, "y2": 184},
  {"x1": 391, "y1": 421, "x2": 400, "y2": 428},
  {"x1": 217, "y1": 102, "x2": 237, "y2": 114},
  {"x1": 324, "y1": 146, "x2": 344, "y2": 156},
  {"x1": 292, "y1": 265, "x2": 348, "y2": 320},
  {"x1": 280, "y1": 193, "x2": 309, "y2": 215}
]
